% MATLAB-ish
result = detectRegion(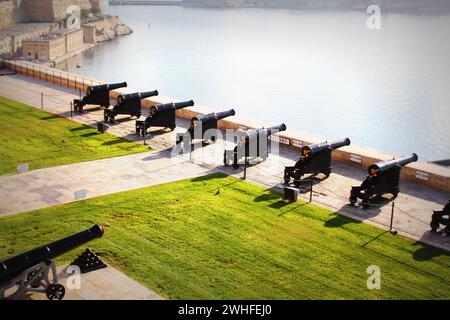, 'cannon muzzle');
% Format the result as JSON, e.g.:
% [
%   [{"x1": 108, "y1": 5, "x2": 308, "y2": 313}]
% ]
[
  {"x1": 304, "y1": 138, "x2": 351, "y2": 155},
  {"x1": 87, "y1": 82, "x2": 127, "y2": 95},
  {"x1": 215, "y1": 109, "x2": 236, "y2": 121},
  {"x1": 0, "y1": 225, "x2": 104, "y2": 284},
  {"x1": 368, "y1": 153, "x2": 418, "y2": 174},
  {"x1": 139, "y1": 90, "x2": 159, "y2": 100},
  {"x1": 150, "y1": 100, "x2": 194, "y2": 116},
  {"x1": 118, "y1": 90, "x2": 158, "y2": 104},
  {"x1": 174, "y1": 100, "x2": 195, "y2": 110},
  {"x1": 108, "y1": 81, "x2": 128, "y2": 91},
  {"x1": 265, "y1": 124, "x2": 287, "y2": 136}
]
